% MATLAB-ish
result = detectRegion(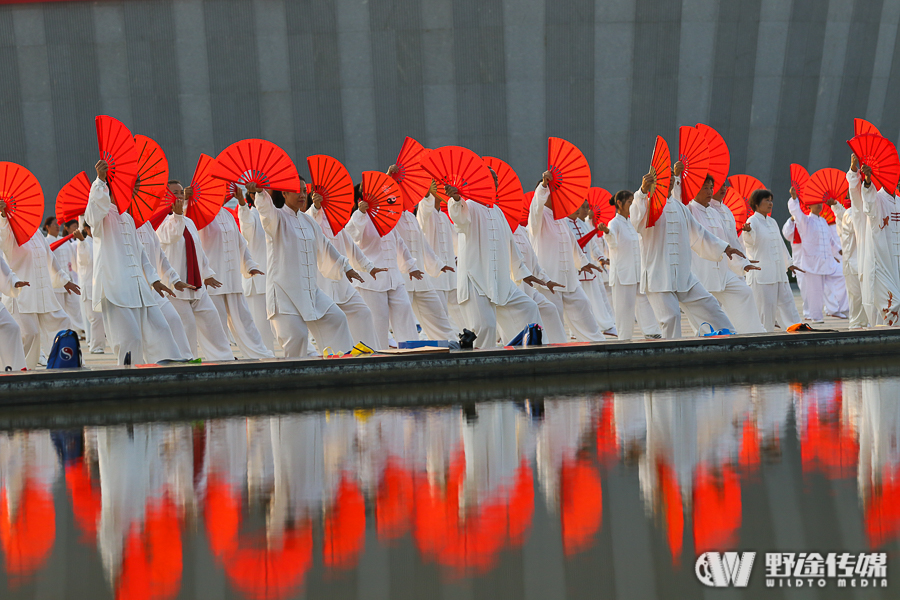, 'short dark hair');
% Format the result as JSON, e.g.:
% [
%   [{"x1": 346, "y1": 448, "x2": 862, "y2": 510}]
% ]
[
  {"x1": 270, "y1": 190, "x2": 285, "y2": 209},
  {"x1": 749, "y1": 188, "x2": 773, "y2": 211},
  {"x1": 167, "y1": 179, "x2": 181, "y2": 187},
  {"x1": 612, "y1": 190, "x2": 633, "y2": 207}
]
